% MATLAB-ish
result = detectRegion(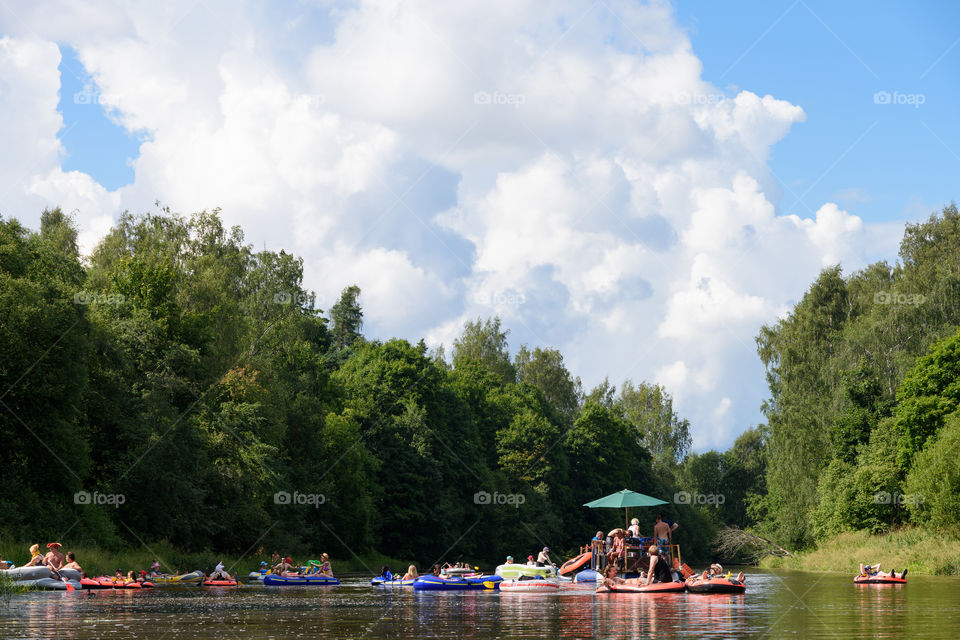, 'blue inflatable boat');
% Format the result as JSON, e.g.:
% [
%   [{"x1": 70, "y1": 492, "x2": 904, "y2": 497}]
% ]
[
  {"x1": 263, "y1": 574, "x2": 339, "y2": 586},
  {"x1": 371, "y1": 576, "x2": 415, "y2": 586},
  {"x1": 412, "y1": 575, "x2": 502, "y2": 590}
]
